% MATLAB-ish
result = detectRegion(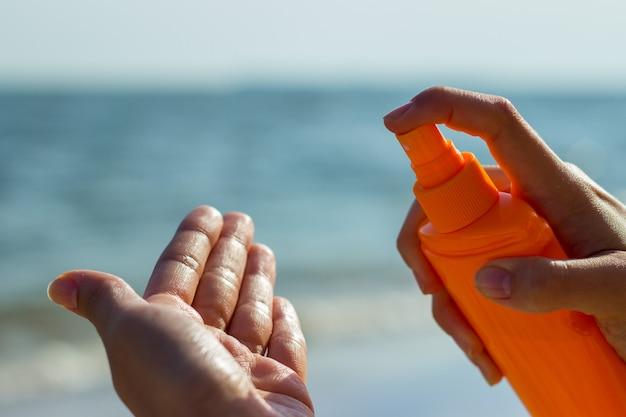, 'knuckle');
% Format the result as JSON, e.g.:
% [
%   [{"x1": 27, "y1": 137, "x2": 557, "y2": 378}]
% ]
[
  {"x1": 159, "y1": 250, "x2": 203, "y2": 274},
  {"x1": 493, "y1": 96, "x2": 518, "y2": 119},
  {"x1": 564, "y1": 161, "x2": 581, "y2": 173},
  {"x1": 240, "y1": 300, "x2": 273, "y2": 323},
  {"x1": 178, "y1": 217, "x2": 221, "y2": 247},
  {"x1": 203, "y1": 265, "x2": 240, "y2": 290},
  {"x1": 613, "y1": 251, "x2": 626, "y2": 263},
  {"x1": 396, "y1": 232, "x2": 408, "y2": 254},
  {"x1": 513, "y1": 260, "x2": 542, "y2": 310},
  {"x1": 81, "y1": 278, "x2": 124, "y2": 317},
  {"x1": 548, "y1": 259, "x2": 571, "y2": 294},
  {"x1": 424, "y1": 85, "x2": 448, "y2": 96},
  {"x1": 489, "y1": 96, "x2": 523, "y2": 137},
  {"x1": 234, "y1": 319, "x2": 269, "y2": 350},
  {"x1": 418, "y1": 85, "x2": 452, "y2": 103},
  {"x1": 563, "y1": 162, "x2": 595, "y2": 188},
  {"x1": 197, "y1": 305, "x2": 229, "y2": 329},
  {"x1": 492, "y1": 96, "x2": 522, "y2": 131},
  {"x1": 396, "y1": 230, "x2": 419, "y2": 259},
  {"x1": 272, "y1": 334, "x2": 307, "y2": 353},
  {"x1": 514, "y1": 258, "x2": 561, "y2": 312}
]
